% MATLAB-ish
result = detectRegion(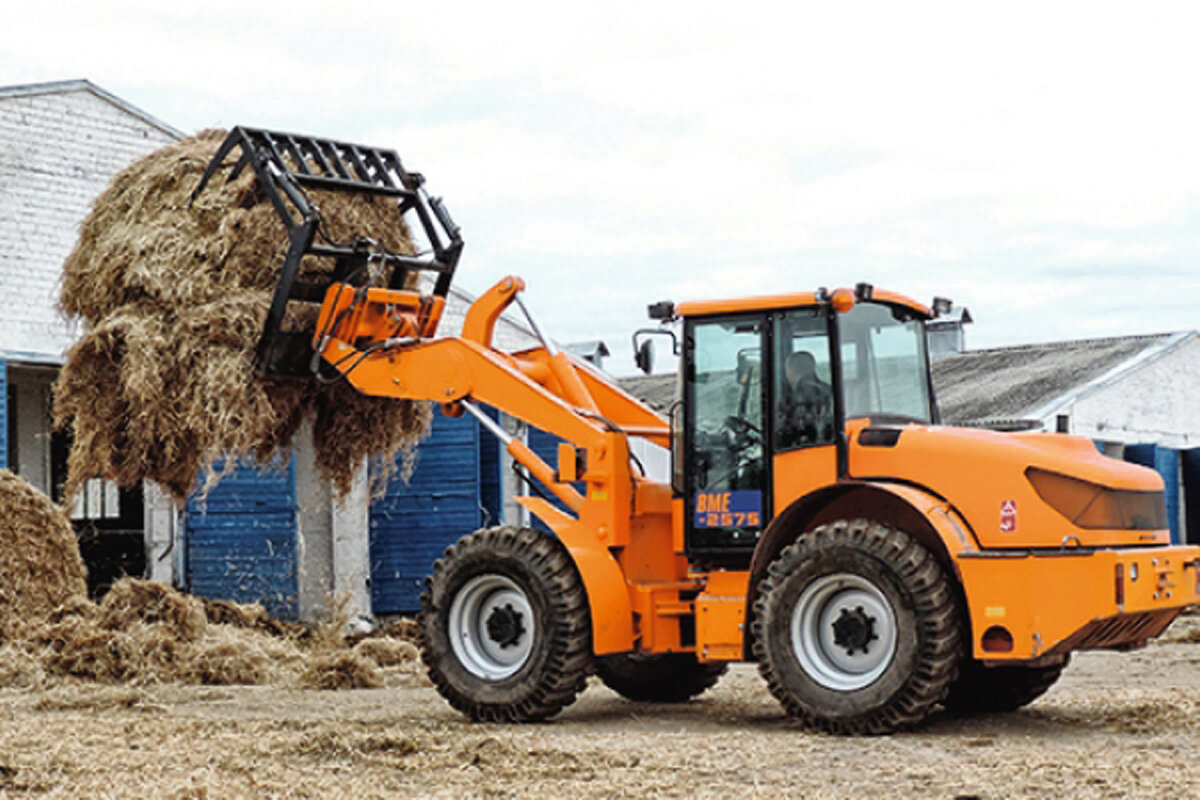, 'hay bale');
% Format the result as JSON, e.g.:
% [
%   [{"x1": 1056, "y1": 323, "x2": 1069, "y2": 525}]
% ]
[
  {"x1": 298, "y1": 651, "x2": 384, "y2": 690},
  {"x1": 365, "y1": 617, "x2": 420, "y2": 645},
  {"x1": 0, "y1": 470, "x2": 88, "y2": 642},
  {"x1": 352, "y1": 637, "x2": 420, "y2": 668},
  {"x1": 54, "y1": 131, "x2": 432, "y2": 501},
  {"x1": 35, "y1": 616, "x2": 142, "y2": 683},
  {"x1": 182, "y1": 628, "x2": 286, "y2": 686},
  {"x1": 0, "y1": 643, "x2": 46, "y2": 689},
  {"x1": 98, "y1": 579, "x2": 207, "y2": 641},
  {"x1": 199, "y1": 597, "x2": 309, "y2": 641}
]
